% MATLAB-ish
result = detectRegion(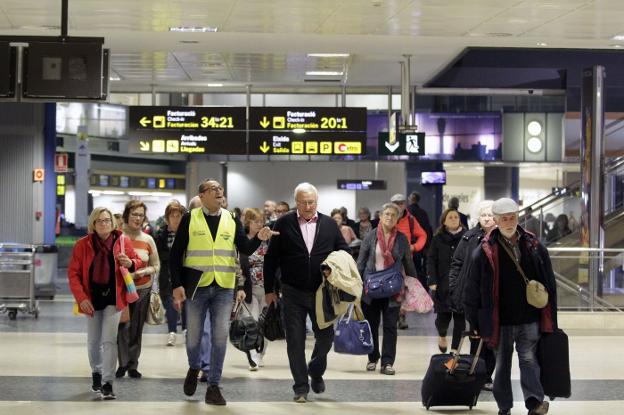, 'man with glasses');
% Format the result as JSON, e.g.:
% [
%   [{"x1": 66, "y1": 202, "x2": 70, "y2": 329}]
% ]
[
  {"x1": 264, "y1": 182, "x2": 350, "y2": 403},
  {"x1": 170, "y1": 178, "x2": 276, "y2": 406}
]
